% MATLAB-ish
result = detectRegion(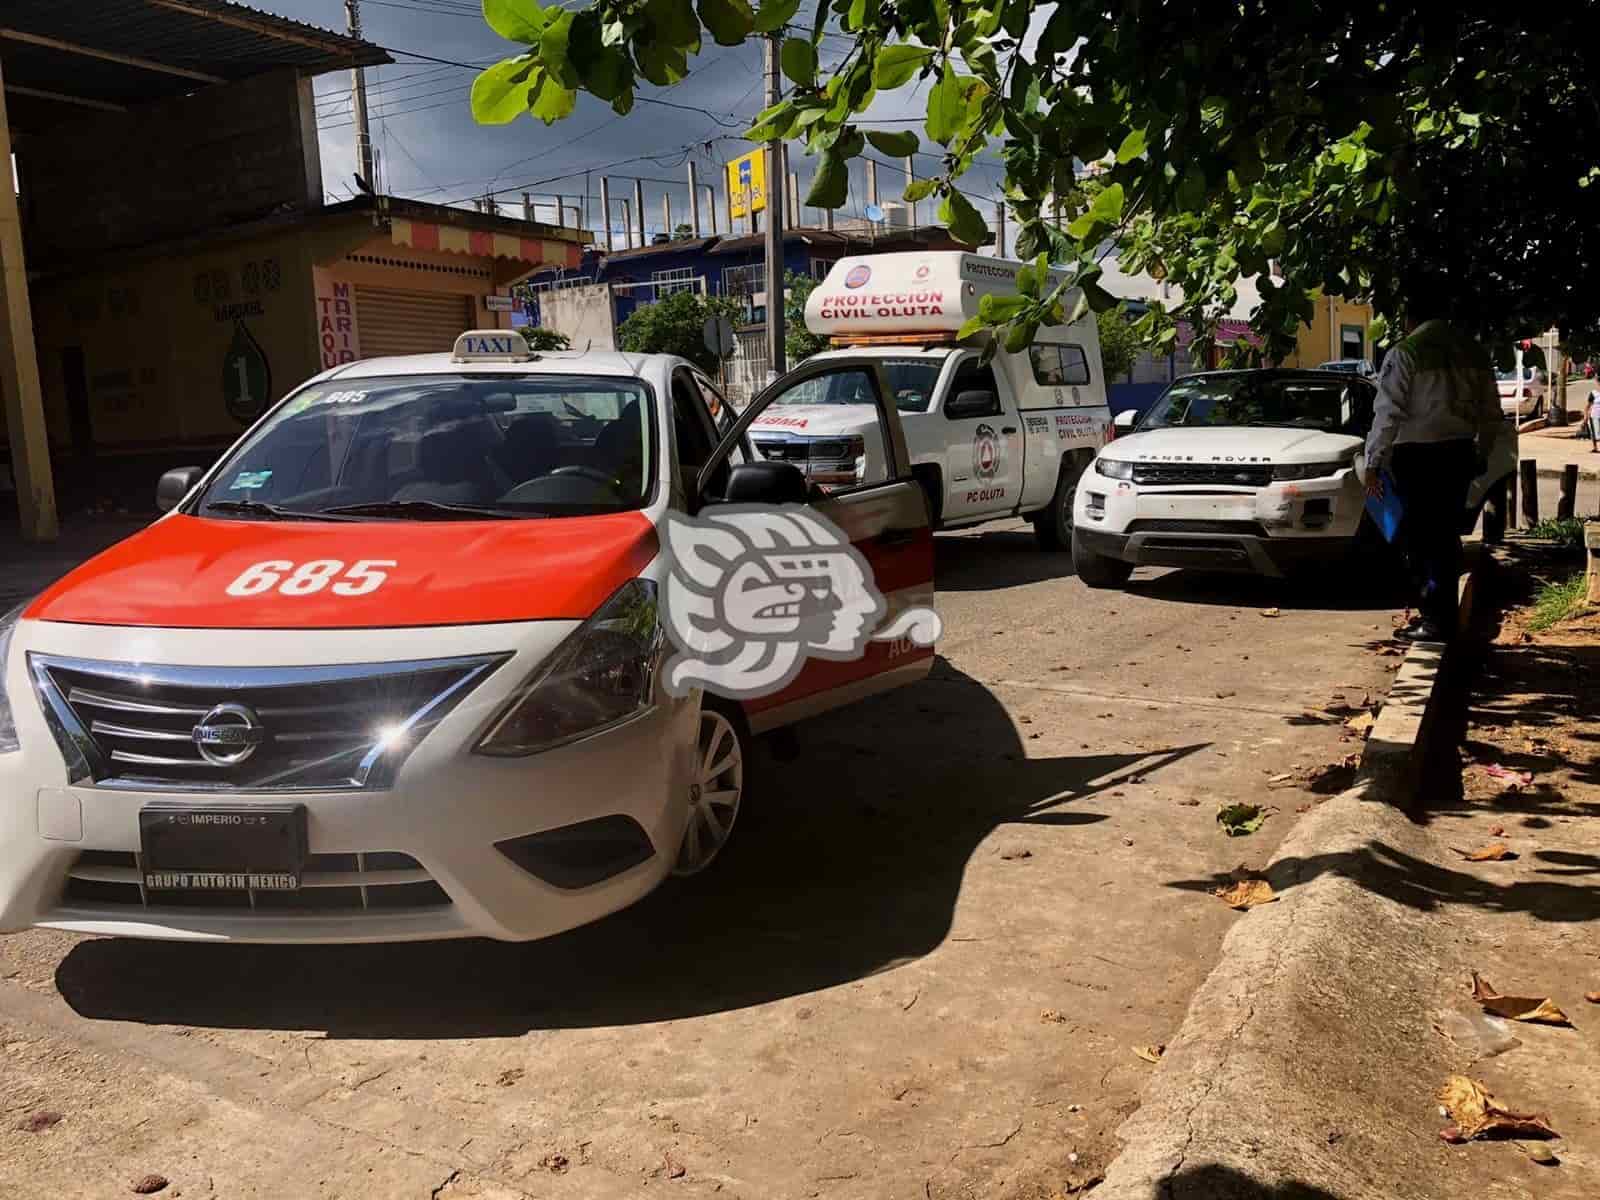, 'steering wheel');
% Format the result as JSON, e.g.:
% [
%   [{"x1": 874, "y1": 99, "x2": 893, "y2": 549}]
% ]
[{"x1": 550, "y1": 465, "x2": 618, "y2": 485}]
